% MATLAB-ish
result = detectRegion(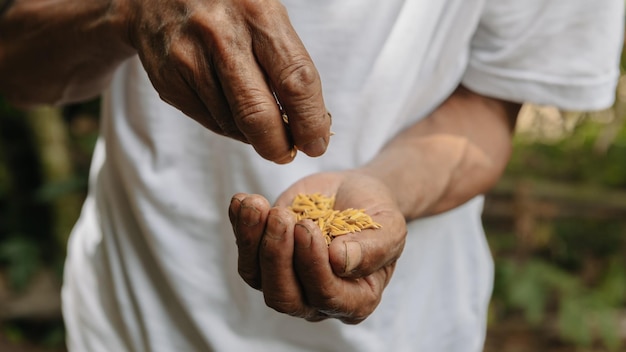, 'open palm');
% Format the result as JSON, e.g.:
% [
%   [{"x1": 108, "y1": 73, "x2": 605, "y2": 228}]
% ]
[{"x1": 229, "y1": 171, "x2": 406, "y2": 323}]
